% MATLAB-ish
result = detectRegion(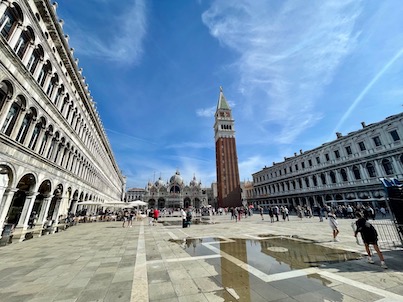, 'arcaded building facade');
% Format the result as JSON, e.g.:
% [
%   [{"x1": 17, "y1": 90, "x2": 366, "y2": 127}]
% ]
[
  {"x1": 251, "y1": 113, "x2": 403, "y2": 210},
  {"x1": 143, "y1": 171, "x2": 208, "y2": 209},
  {"x1": 214, "y1": 87, "x2": 242, "y2": 208},
  {"x1": 0, "y1": 1, "x2": 125, "y2": 239}
]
